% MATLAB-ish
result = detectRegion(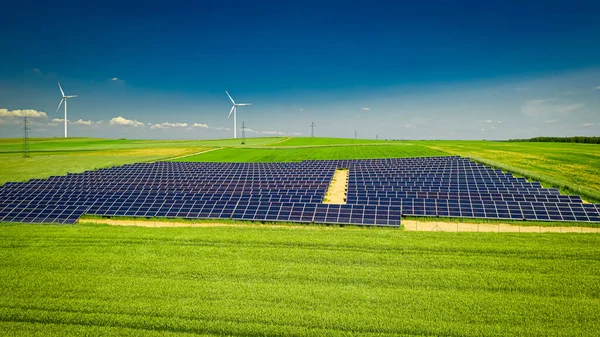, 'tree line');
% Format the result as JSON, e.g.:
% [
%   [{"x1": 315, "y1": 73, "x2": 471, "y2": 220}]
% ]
[{"x1": 508, "y1": 136, "x2": 600, "y2": 144}]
